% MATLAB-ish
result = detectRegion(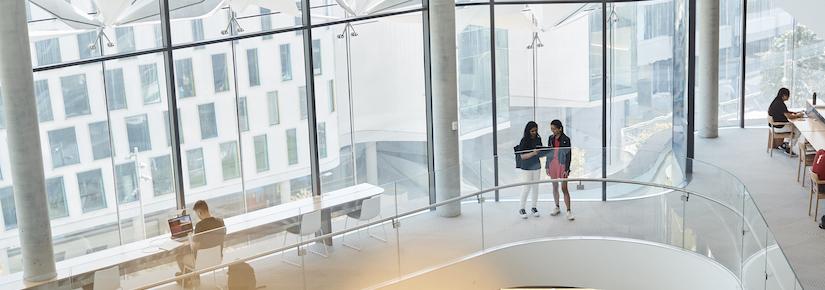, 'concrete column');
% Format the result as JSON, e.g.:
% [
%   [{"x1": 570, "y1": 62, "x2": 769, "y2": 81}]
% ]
[
  {"x1": 429, "y1": 0, "x2": 461, "y2": 217},
  {"x1": 696, "y1": 0, "x2": 719, "y2": 138},
  {"x1": 365, "y1": 142, "x2": 378, "y2": 185},
  {"x1": 0, "y1": 0, "x2": 57, "y2": 282}
]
